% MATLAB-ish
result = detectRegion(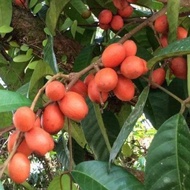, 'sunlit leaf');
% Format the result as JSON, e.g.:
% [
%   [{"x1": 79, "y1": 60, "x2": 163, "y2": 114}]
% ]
[{"x1": 0, "y1": 0, "x2": 12, "y2": 26}]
